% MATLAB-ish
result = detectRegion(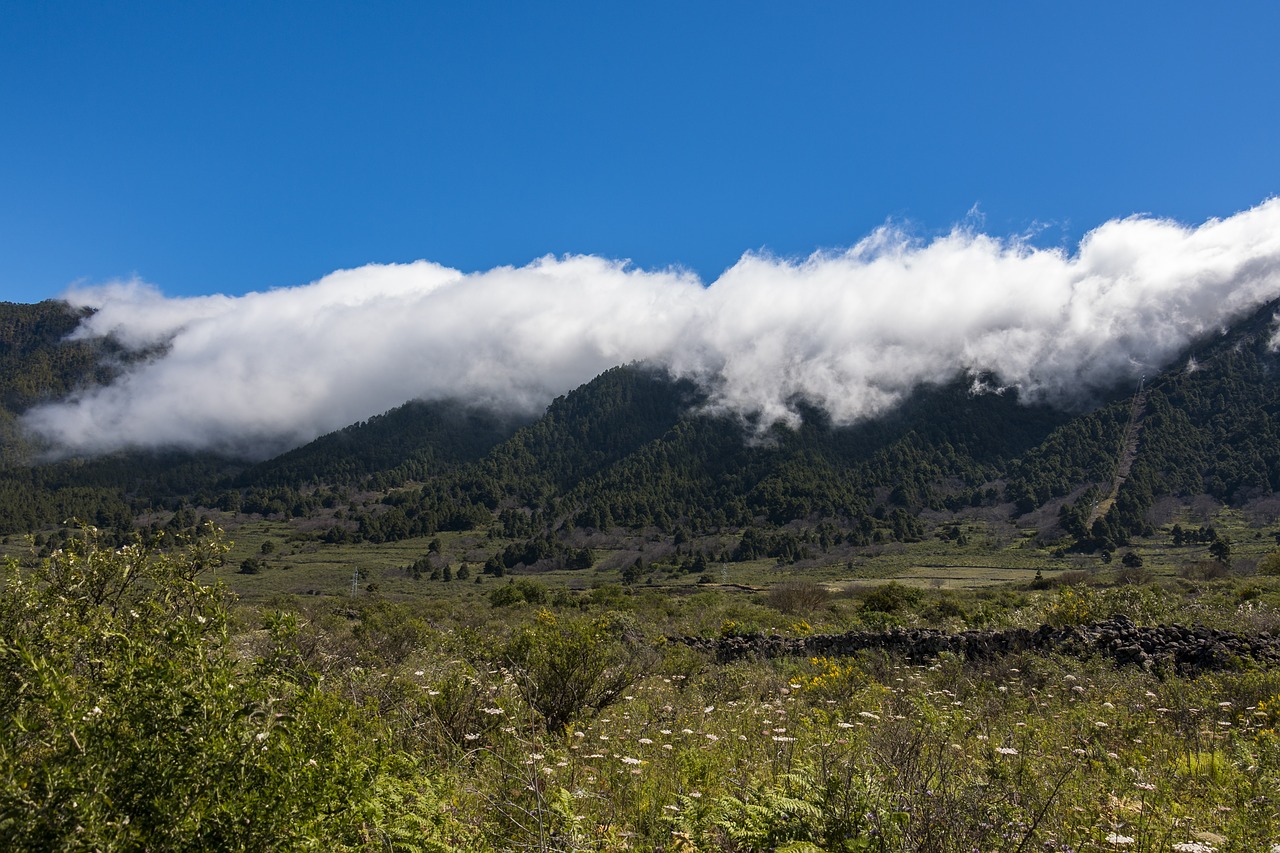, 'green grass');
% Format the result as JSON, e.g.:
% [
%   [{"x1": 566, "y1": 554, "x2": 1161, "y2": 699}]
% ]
[
  {"x1": 7, "y1": 517, "x2": 1280, "y2": 850},
  {"x1": 8, "y1": 503, "x2": 1280, "y2": 619}
]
